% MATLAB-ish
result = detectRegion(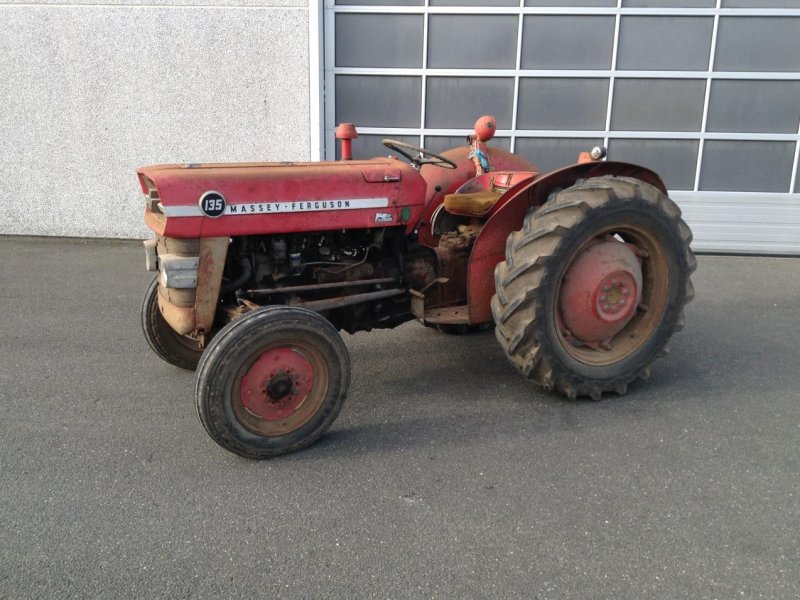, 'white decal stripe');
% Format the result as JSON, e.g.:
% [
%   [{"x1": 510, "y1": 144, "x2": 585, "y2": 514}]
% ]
[
  {"x1": 162, "y1": 204, "x2": 204, "y2": 218},
  {"x1": 224, "y1": 198, "x2": 389, "y2": 215},
  {"x1": 162, "y1": 197, "x2": 390, "y2": 218}
]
